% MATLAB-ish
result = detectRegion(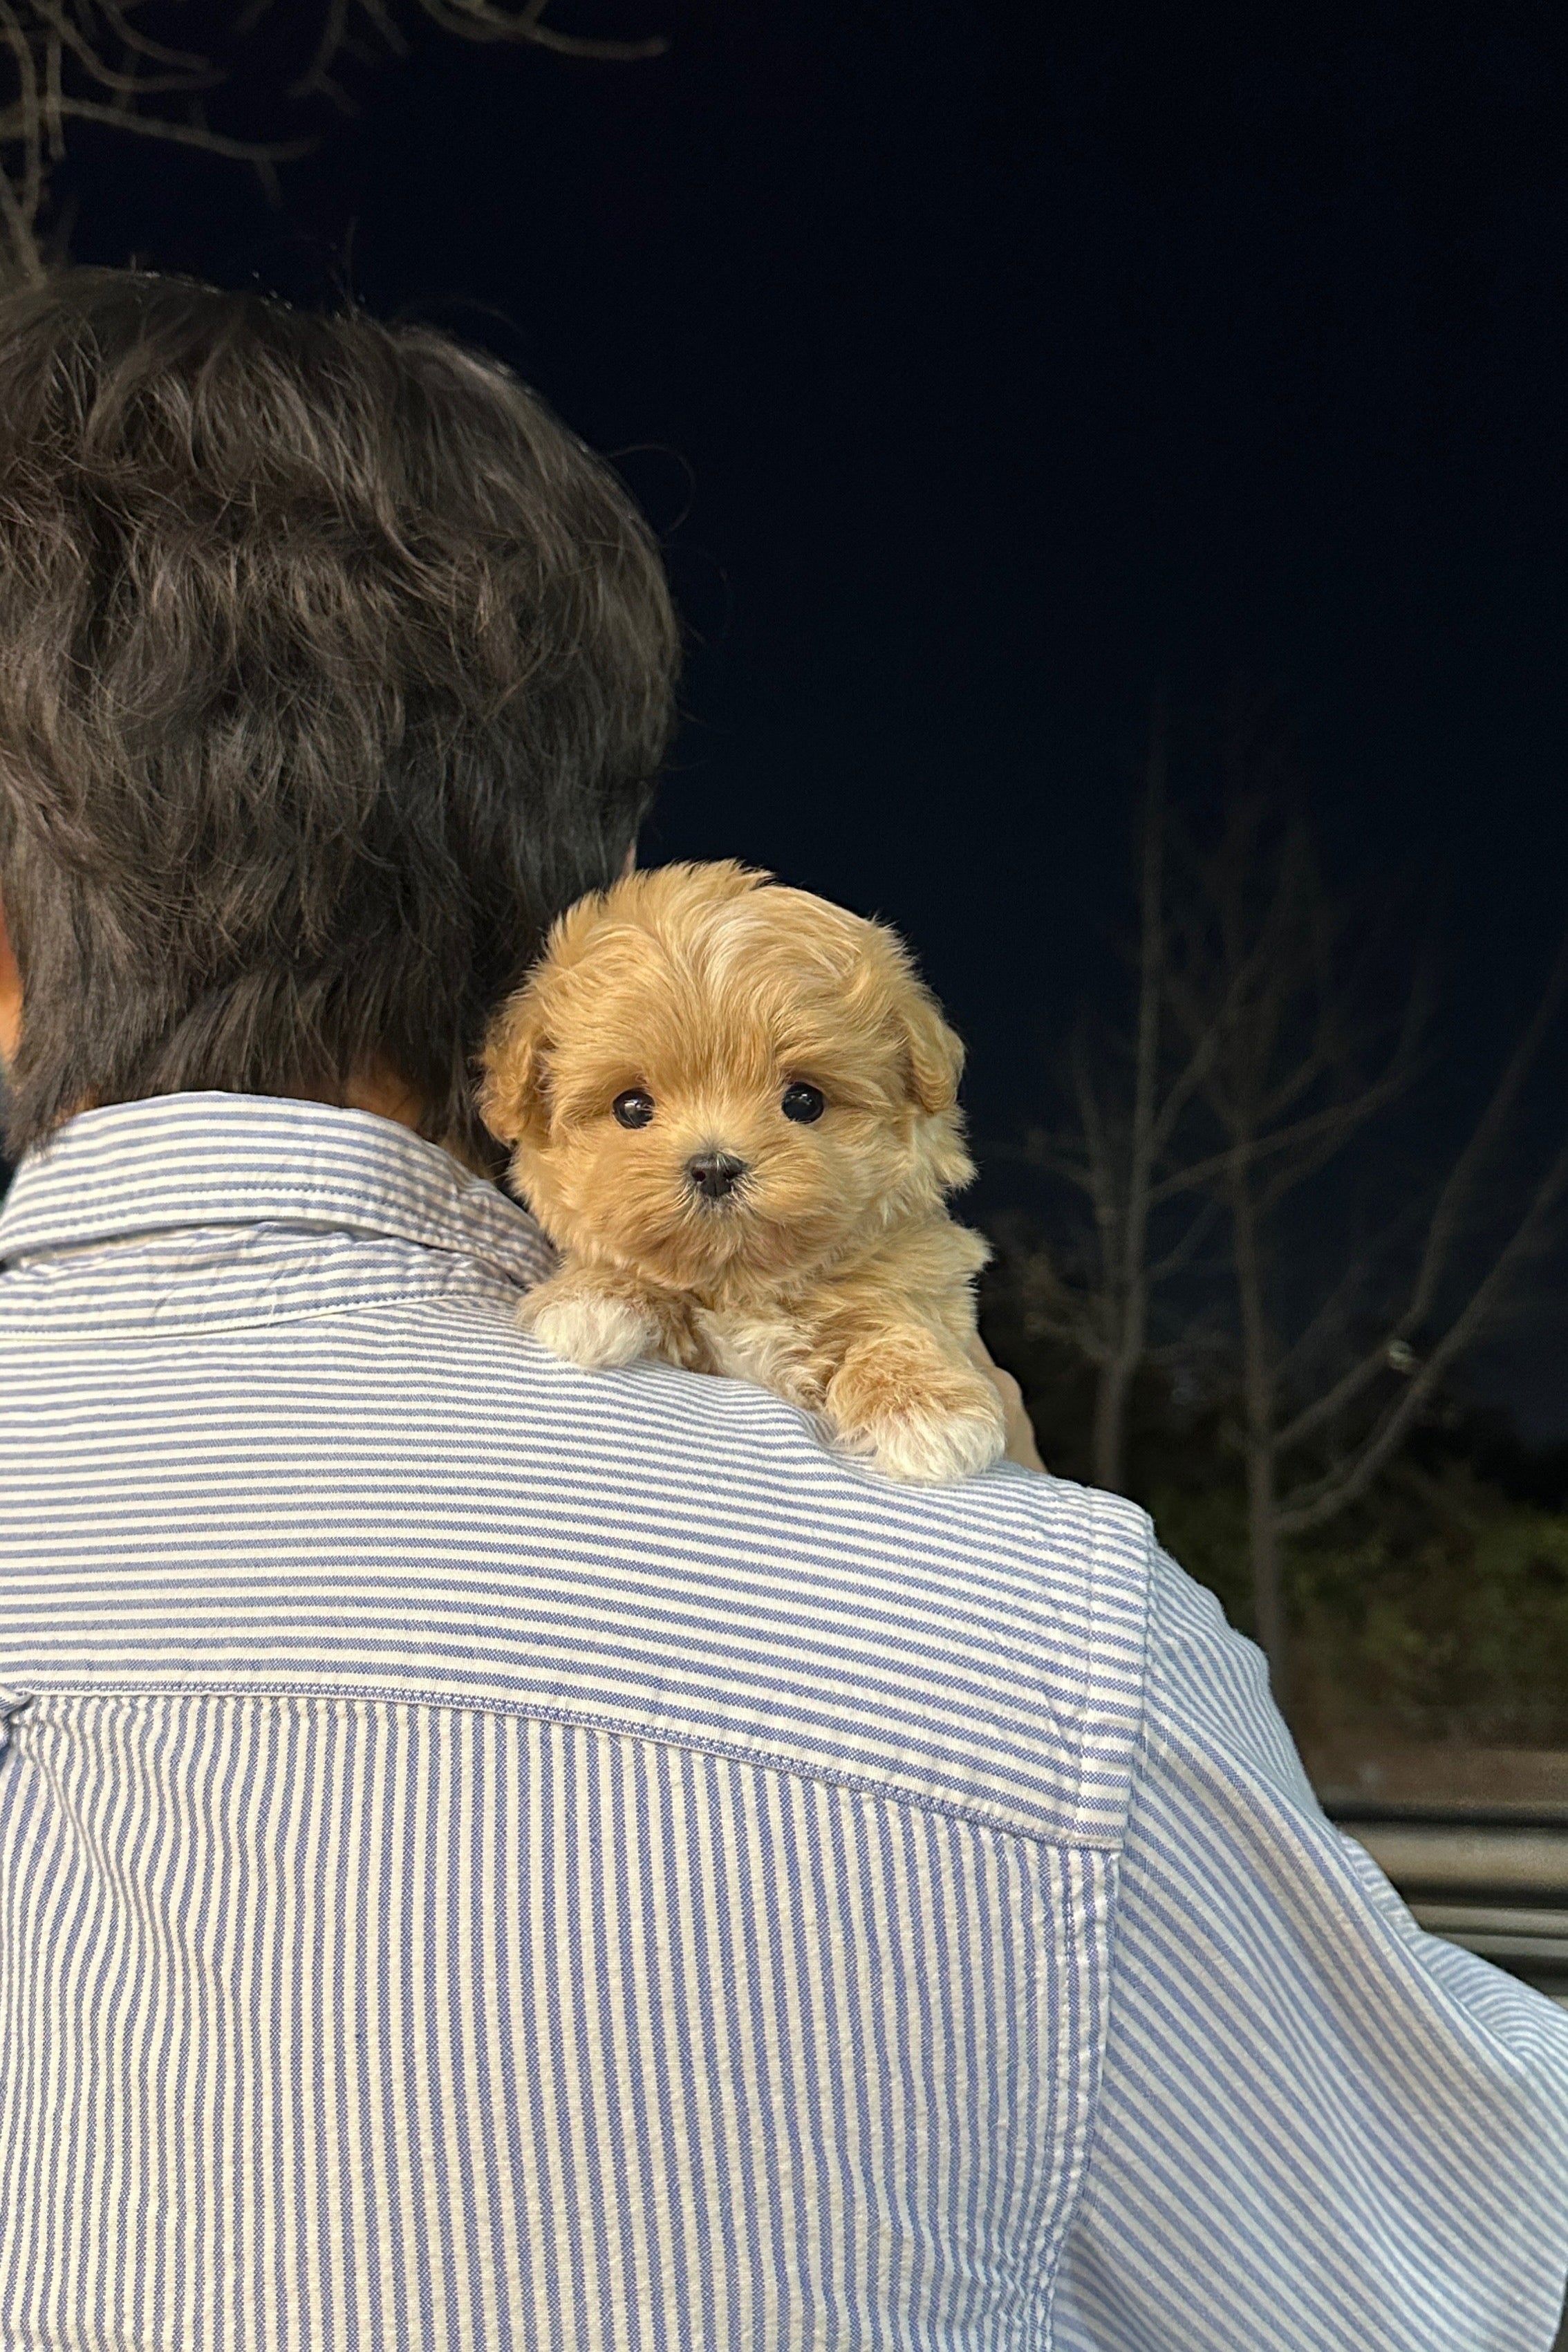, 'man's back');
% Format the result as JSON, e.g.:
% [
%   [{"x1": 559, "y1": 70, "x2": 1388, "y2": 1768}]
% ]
[{"x1": 3, "y1": 1094, "x2": 1567, "y2": 2350}]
